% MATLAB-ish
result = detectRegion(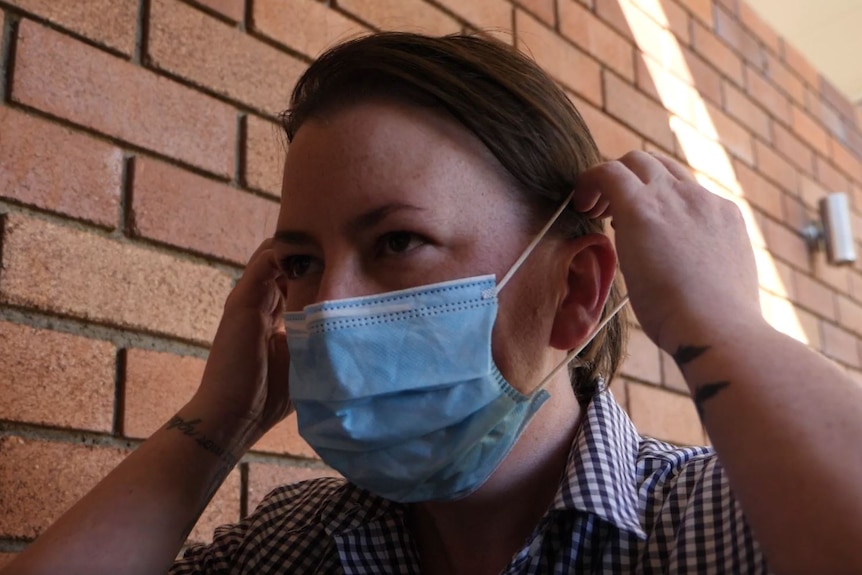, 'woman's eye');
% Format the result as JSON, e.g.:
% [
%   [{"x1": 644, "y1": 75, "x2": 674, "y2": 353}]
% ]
[
  {"x1": 281, "y1": 255, "x2": 319, "y2": 280},
  {"x1": 381, "y1": 232, "x2": 425, "y2": 255}
]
